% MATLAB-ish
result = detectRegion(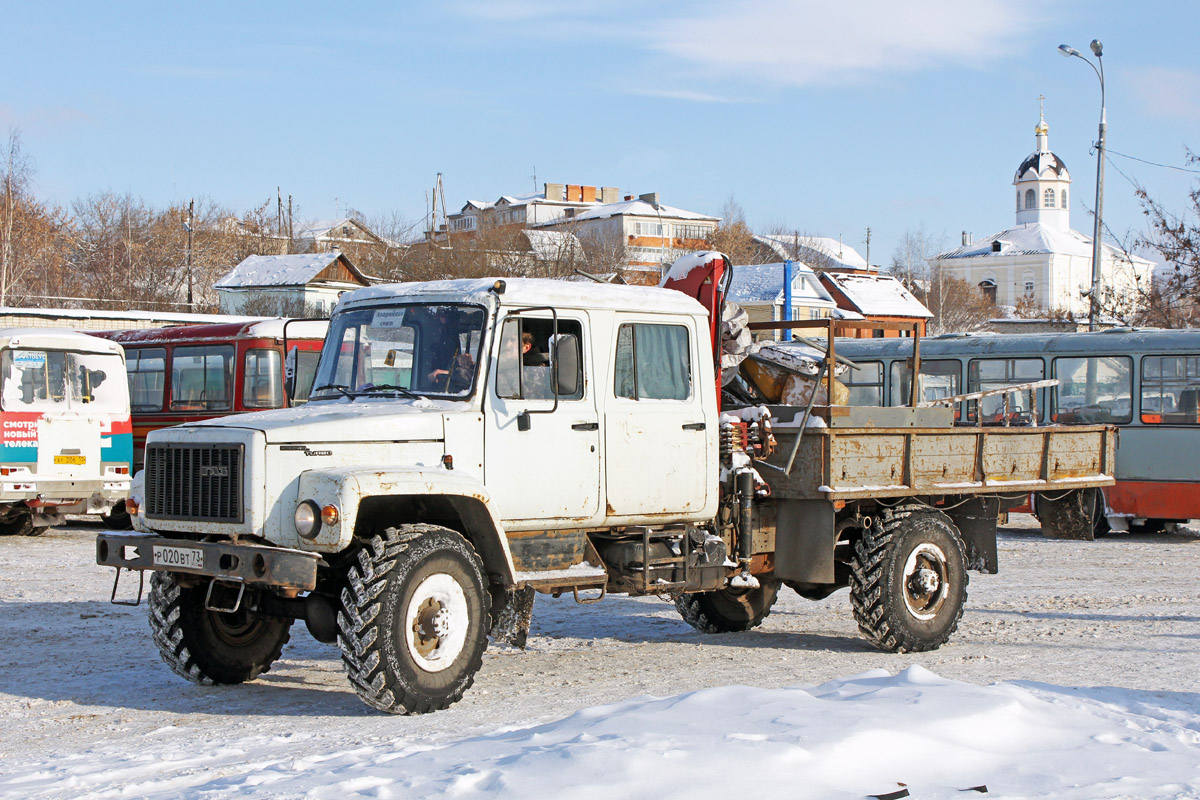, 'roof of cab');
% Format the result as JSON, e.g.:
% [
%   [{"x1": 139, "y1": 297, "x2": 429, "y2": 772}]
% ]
[
  {"x1": 0, "y1": 327, "x2": 125, "y2": 355},
  {"x1": 338, "y1": 278, "x2": 708, "y2": 316}
]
